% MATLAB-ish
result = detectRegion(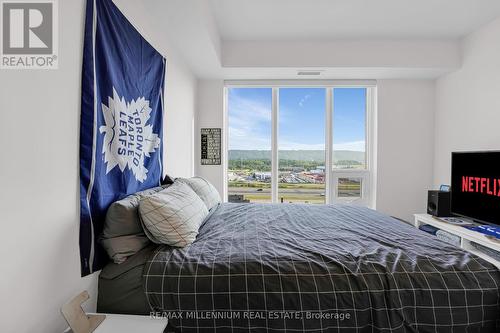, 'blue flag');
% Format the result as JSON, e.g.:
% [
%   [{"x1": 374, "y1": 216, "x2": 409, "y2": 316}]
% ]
[{"x1": 80, "y1": 0, "x2": 166, "y2": 276}]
